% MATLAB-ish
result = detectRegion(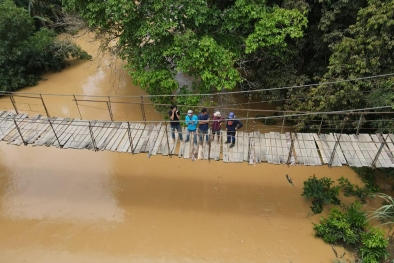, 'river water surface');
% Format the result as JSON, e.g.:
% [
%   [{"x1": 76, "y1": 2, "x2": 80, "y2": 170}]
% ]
[{"x1": 0, "y1": 31, "x2": 373, "y2": 263}]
